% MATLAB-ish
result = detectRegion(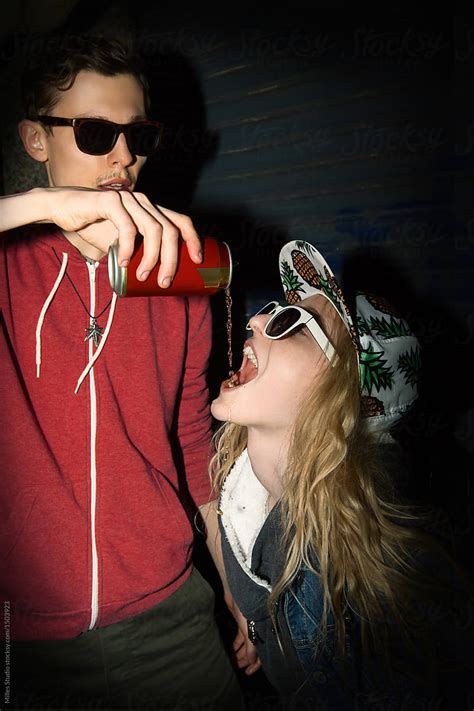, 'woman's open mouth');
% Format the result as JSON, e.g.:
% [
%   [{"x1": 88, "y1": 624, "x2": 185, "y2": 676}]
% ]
[{"x1": 223, "y1": 343, "x2": 259, "y2": 388}]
